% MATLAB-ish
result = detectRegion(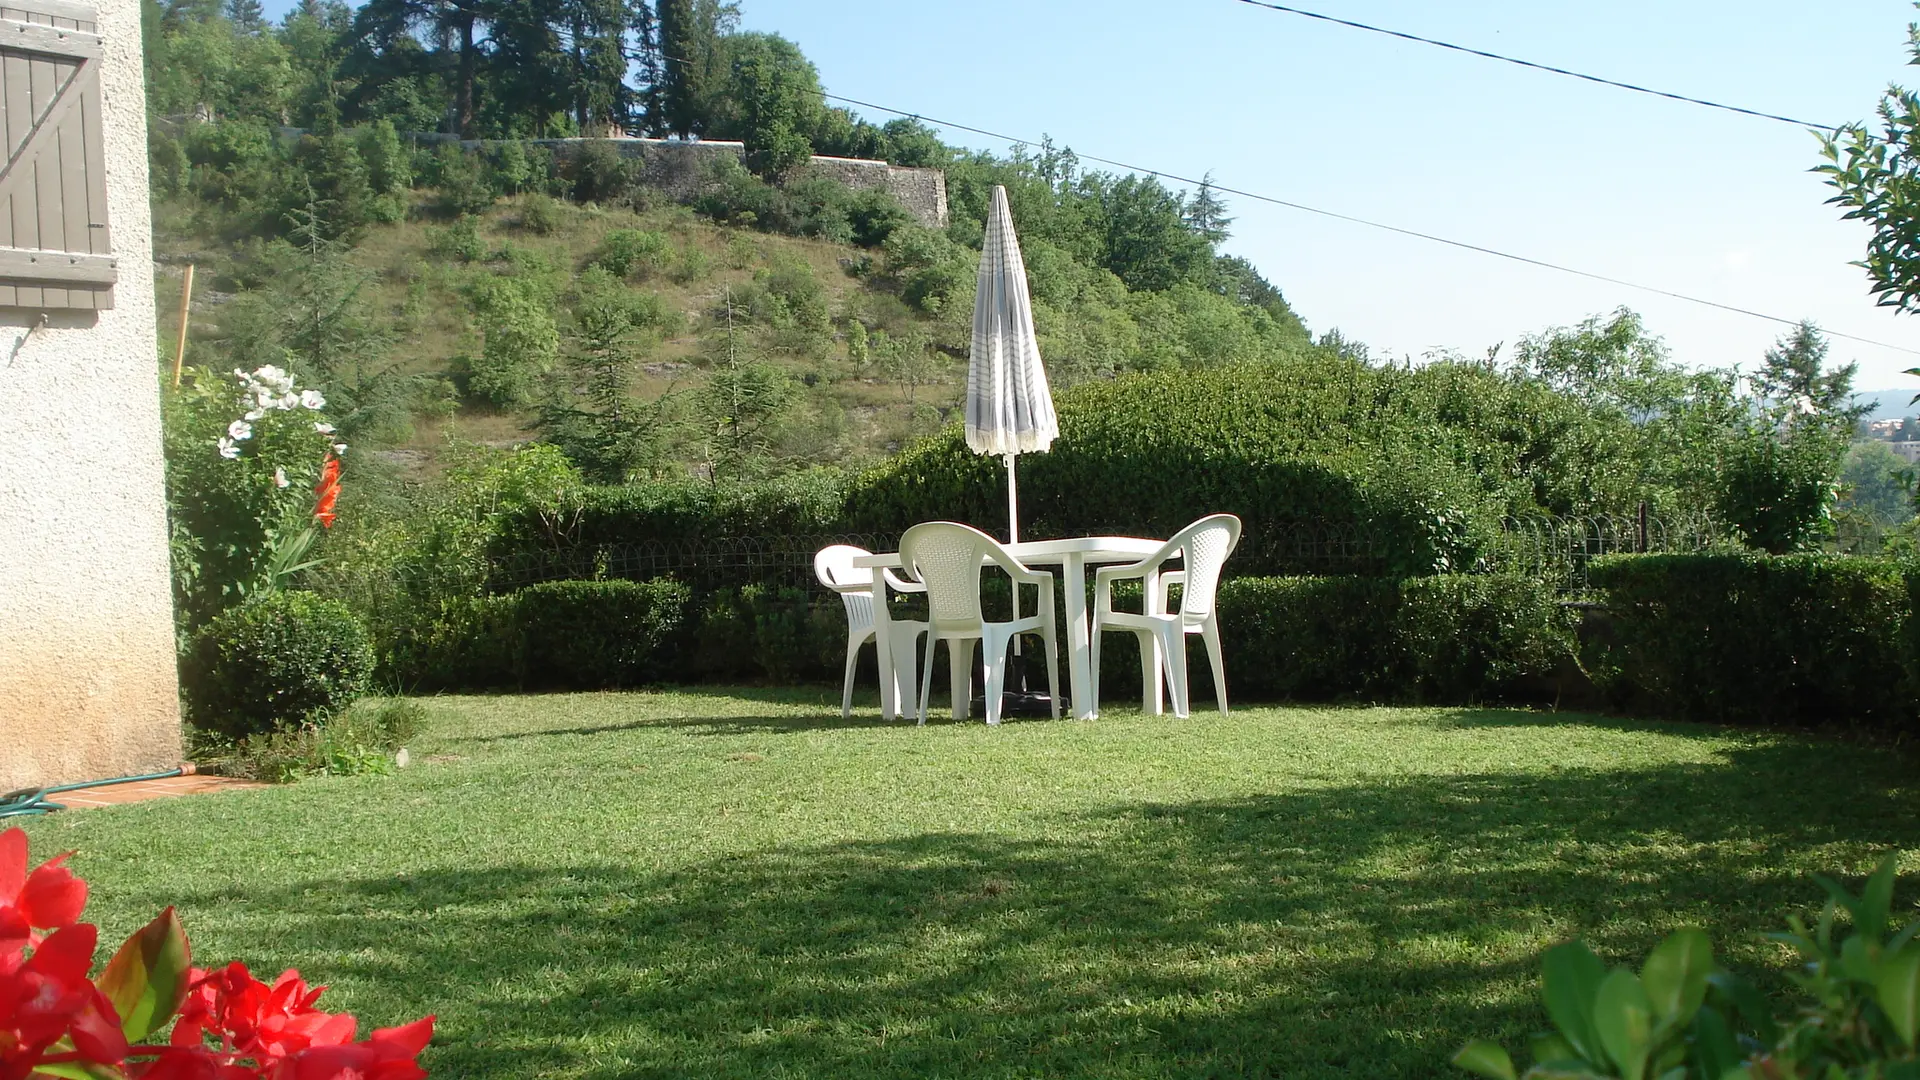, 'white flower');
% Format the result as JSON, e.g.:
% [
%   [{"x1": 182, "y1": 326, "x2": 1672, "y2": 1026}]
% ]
[
  {"x1": 244, "y1": 408, "x2": 265, "y2": 422},
  {"x1": 252, "y1": 365, "x2": 291, "y2": 392},
  {"x1": 277, "y1": 392, "x2": 300, "y2": 411},
  {"x1": 300, "y1": 389, "x2": 326, "y2": 410},
  {"x1": 333, "y1": 443, "x2": 348, "y2": 456},
  {"x1": 313, "y1": 422, "x2": 336, "y2": 435},
  {"x1": 227, "y1": 420, "x2": 253, "y2": 441},
  {"x1": 274, "y1": 467, "x2": 289, "y2": 489},
  {"x1": 216, "y1": 437, "x2": 240, "y2": 460}
]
